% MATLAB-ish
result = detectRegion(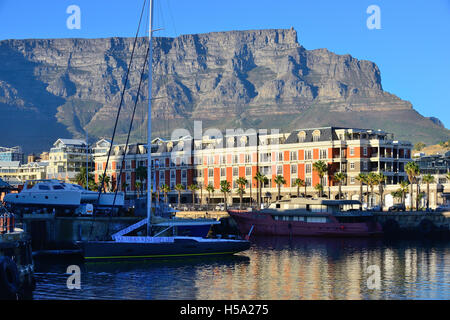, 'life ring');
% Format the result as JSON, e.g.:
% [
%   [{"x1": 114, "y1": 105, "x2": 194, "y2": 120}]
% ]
[{"x1": 0, "y1": 256, "x2": 19, "y2": 300}]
